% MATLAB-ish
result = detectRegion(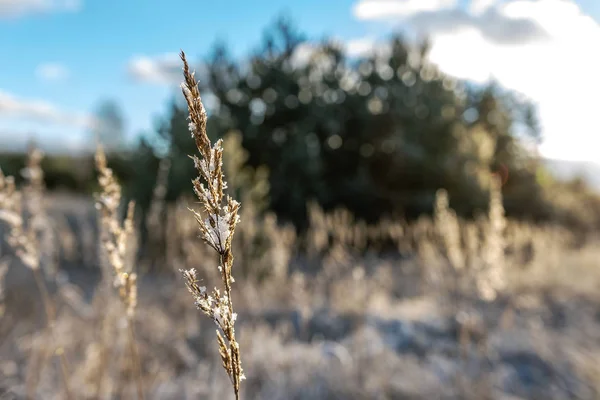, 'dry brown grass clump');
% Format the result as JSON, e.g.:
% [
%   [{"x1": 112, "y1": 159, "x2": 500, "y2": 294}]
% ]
[
  {"x1": 0, "y1": 148, "x2": 73, "y2": 399},
  {"x1": 178, "y1": 50, "x2": 245, "y2": 400}
]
